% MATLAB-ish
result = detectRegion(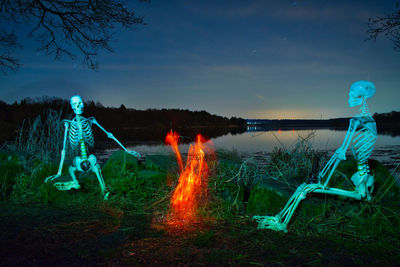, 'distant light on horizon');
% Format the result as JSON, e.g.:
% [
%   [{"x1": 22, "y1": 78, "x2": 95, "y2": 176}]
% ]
[{"x1": 245, "y1": 108, "x2": 342, "y2": 120}]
